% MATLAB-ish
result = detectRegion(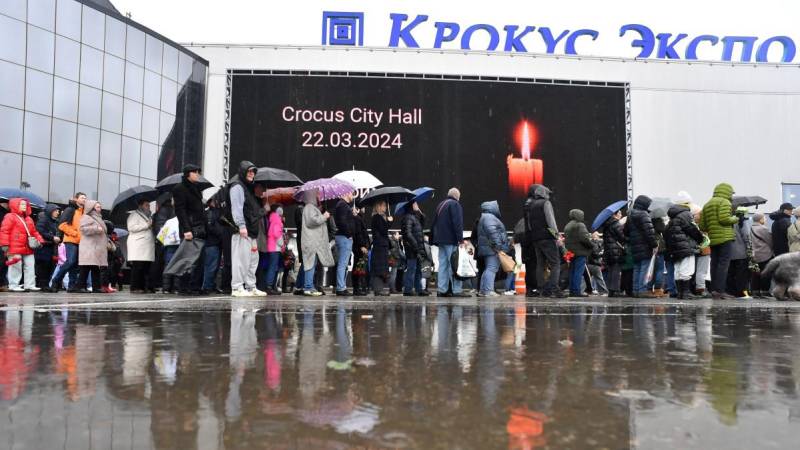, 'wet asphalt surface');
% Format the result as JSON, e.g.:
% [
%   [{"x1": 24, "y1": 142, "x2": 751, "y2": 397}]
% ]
[{"x1": 1, "y1": 291, "x2": 800, "y2": 449}]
